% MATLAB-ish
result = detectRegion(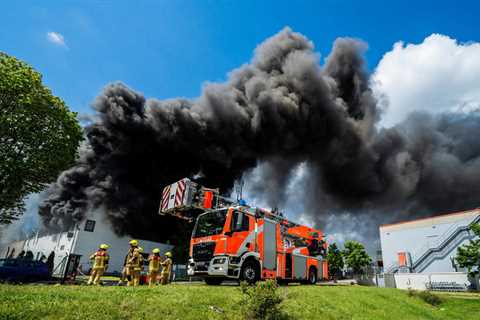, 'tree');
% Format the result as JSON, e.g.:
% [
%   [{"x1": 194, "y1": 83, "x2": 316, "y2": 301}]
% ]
[
  {"x1": 456, "y1": 223, "x2": 480, "y2": 277},
  {"x1": 326, "y1": 243, "x2": 344, "y2": 280},
  {"x1": 0, "y1": 52, "x2": 82, "y2": 223},
  {"x1": 343, "y1": 240, "x2": 372, "y2": 275}
]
